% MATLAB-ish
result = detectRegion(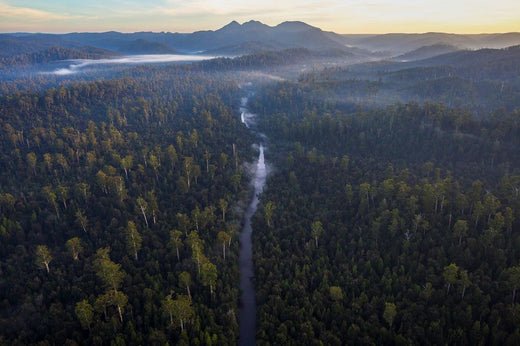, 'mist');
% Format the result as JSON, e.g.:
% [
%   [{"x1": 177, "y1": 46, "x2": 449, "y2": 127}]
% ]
[{"x1": 42, "y1": 54, "x2": 217, "y2": 76}]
